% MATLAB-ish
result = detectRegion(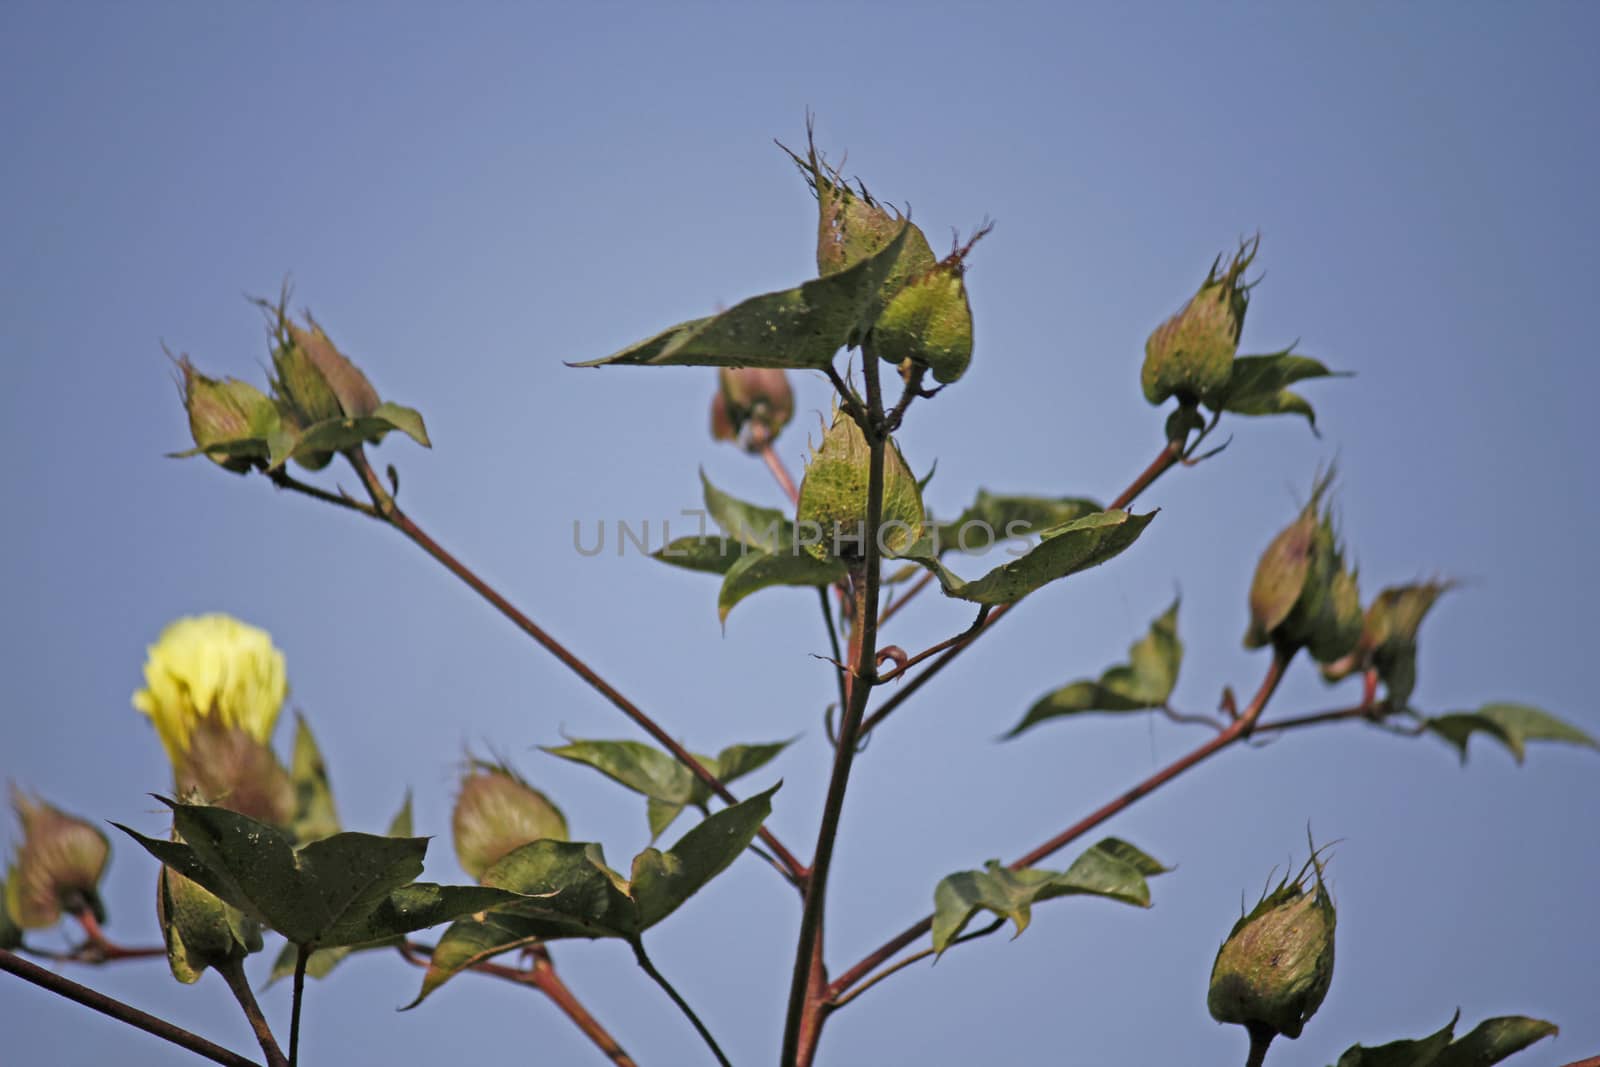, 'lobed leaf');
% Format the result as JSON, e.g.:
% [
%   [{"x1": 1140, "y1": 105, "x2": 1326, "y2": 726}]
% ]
[
  {"x1": 1009, "y1": 599, "x2": 1182, "y2": 737},
  {"x1": 931, "y1": 838, "x2": 1169, "y2": 953},
  {"x1": 1333, "y1": 1012, "x2": 1557, "y2": 1067}
]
